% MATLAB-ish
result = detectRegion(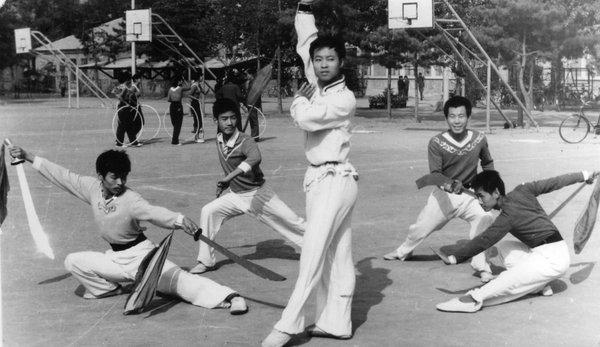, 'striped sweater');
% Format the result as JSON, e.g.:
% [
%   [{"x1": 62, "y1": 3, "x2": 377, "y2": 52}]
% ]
[
  {"x1": 216, "y1": 131, "x2": 265, "y2": 192},
  {"x1": 428, "y1": 130, "x2": 494, "y2": 187}
]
